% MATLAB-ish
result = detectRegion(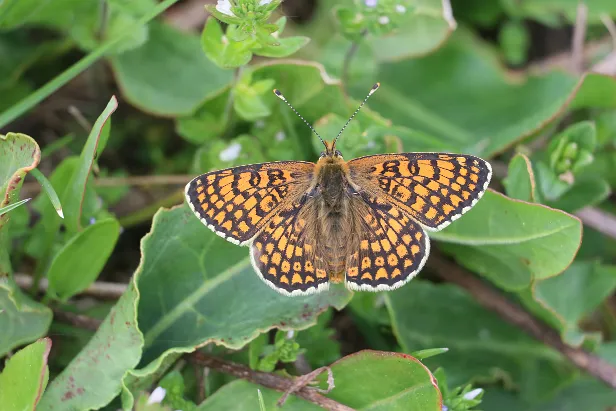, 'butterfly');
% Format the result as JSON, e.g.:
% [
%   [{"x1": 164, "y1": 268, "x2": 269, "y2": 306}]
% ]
[{"x1": 185, "y1": 83, "x2": 492, "y2": 296}]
